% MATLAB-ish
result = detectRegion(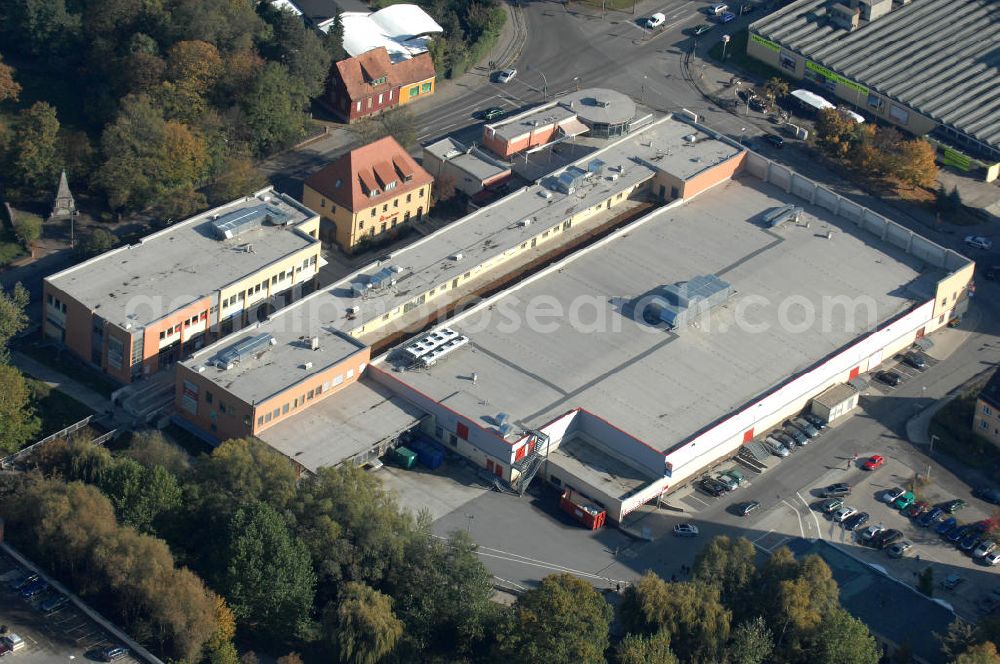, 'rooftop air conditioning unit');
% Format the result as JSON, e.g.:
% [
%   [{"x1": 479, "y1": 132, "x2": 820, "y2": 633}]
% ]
[
  {"x1": 539, "y1": 190, "x2": 553, "y2": 199},
  {"x1": 310, "y1": 336, "x2": 320, "y2": 350},
  {"x1": 519, "y1": 218, "x2": 532, "y2": 227},
  {"x1": 683, "y1": 134, "x2": 698, "y2": 143},
  {"x1": 347, "y1": 305, "x2": 360, "y2": 316},
  {"x1": 197, "y1": 366, "x2": 205, "y2": 373},
  {"x1": 451, "y1": 252, "x2": 464, "y2": 261},
  {"x1": 303, "y1": 361, "x2": 313, "y2": 370}
]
